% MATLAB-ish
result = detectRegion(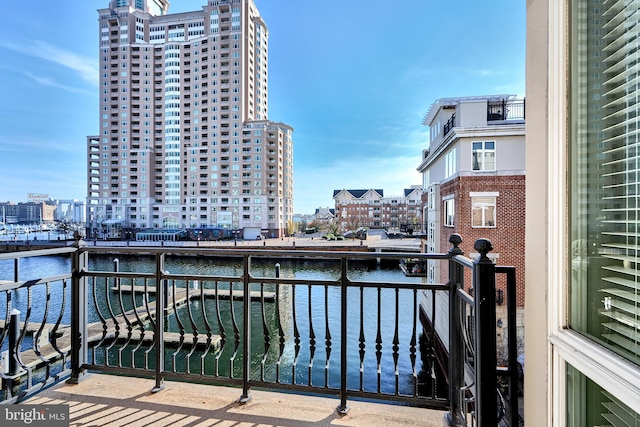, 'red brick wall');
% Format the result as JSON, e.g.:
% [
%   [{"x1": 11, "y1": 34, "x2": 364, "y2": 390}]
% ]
[{"x1": 438, "y1": 175, "x2": 526, "y2": 306}]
